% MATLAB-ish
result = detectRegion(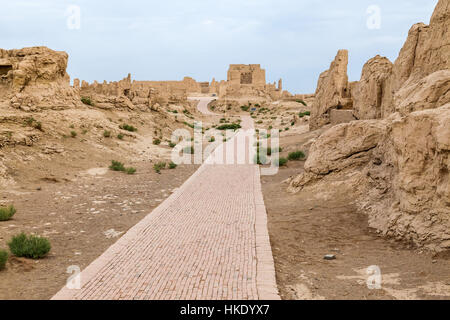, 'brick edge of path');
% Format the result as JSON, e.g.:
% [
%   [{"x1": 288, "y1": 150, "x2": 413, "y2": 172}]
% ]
[{"x1": 52, "y1": 97, "x2": 280, "y2": 300}]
